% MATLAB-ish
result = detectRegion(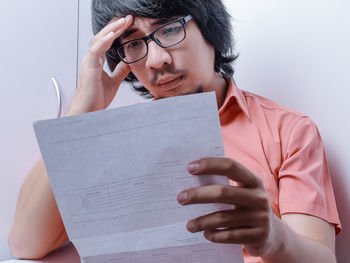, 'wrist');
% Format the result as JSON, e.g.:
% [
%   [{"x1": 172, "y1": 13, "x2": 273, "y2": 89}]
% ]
[
  {"x1": 245, "y1": 214, "x2": 287, "y2": 257},
  {"x1": 66, "y1": 97, "x2": 102, "y2": 117},
  {"x1": 65, "y1": 103, "x2": 85, "y2": 116},
  {"x1": 260, "y1": 215, "x2": 299, "y2": 263},
  {"x1": 264, "y1": 214, "x2": 287, "y2": 256}
]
